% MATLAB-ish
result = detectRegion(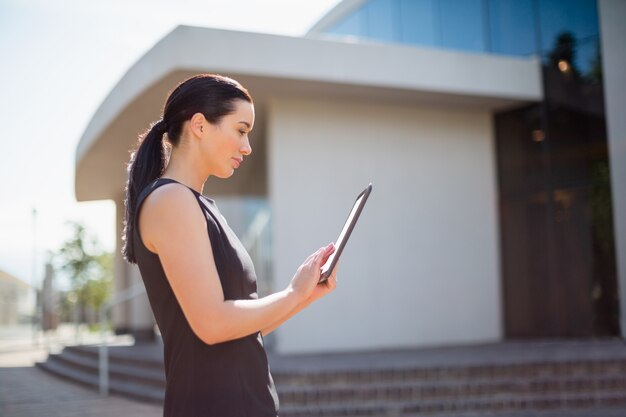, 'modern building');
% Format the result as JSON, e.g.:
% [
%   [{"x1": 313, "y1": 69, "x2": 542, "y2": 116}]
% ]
[
  {"x1": 75, "y1": 0, "x2": 625, "y2": 354},
  {"x1": 0, "y1": 268, "x2": 33, "y2": 326}
]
